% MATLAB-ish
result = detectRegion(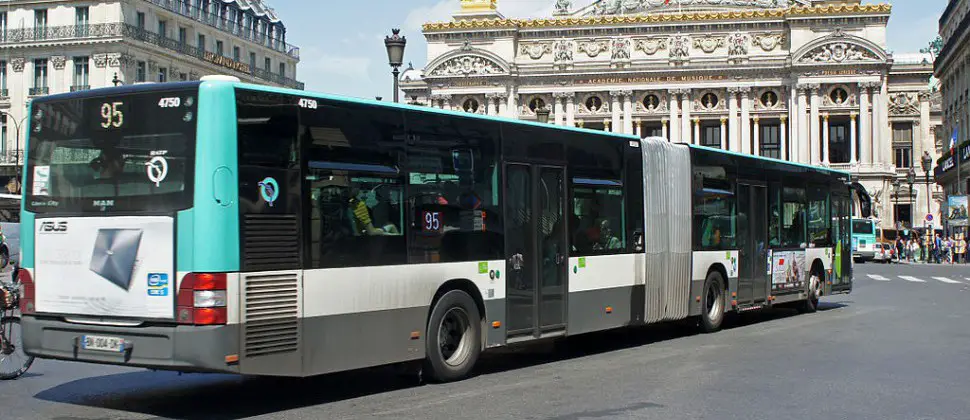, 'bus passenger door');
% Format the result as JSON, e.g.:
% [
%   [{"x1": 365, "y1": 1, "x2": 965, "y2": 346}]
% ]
[
  {"x1": 831, "y1": 193, "x2": 852, "y2": 292},
  {"x1": 504, "y1": 163, "x2": 568, "y2": 340},
  {"x1": 738, "y1": 183, "x2": 769, "y2": 305}
]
